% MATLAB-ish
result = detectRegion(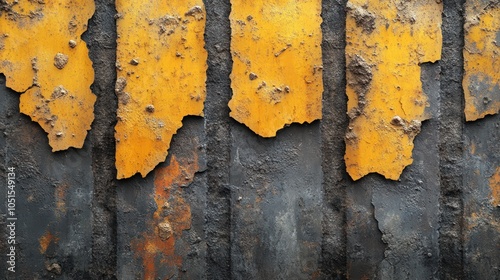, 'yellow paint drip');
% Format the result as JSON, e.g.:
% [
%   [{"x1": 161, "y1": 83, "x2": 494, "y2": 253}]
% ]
[
  {"x1": 228, "y1": 0, "x2": 323, "y2": 137},
  {"x1": 0, "y1": 0, "x2": 96, "y2": 151},
  {"x1": 463, "y1": 1, "x2": 500, "y2": 121},
  {"x1": 115, "y1": 0, "x2": 207, "y2": 179},
  {"x1": 345, "y1": 0, "x2": 442, "y2": 180}
]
